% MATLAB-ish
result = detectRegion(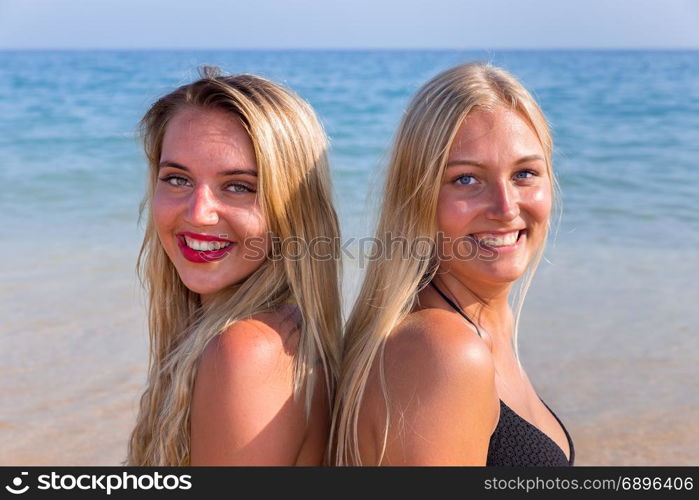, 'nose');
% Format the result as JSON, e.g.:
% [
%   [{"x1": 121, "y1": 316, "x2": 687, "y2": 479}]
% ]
[
  {"x1": 485, "y1": 180, "x2": 519, "y2": 221},
  {"x1": 184, "y1": 185, "x2": 220, "y2": 226}
]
